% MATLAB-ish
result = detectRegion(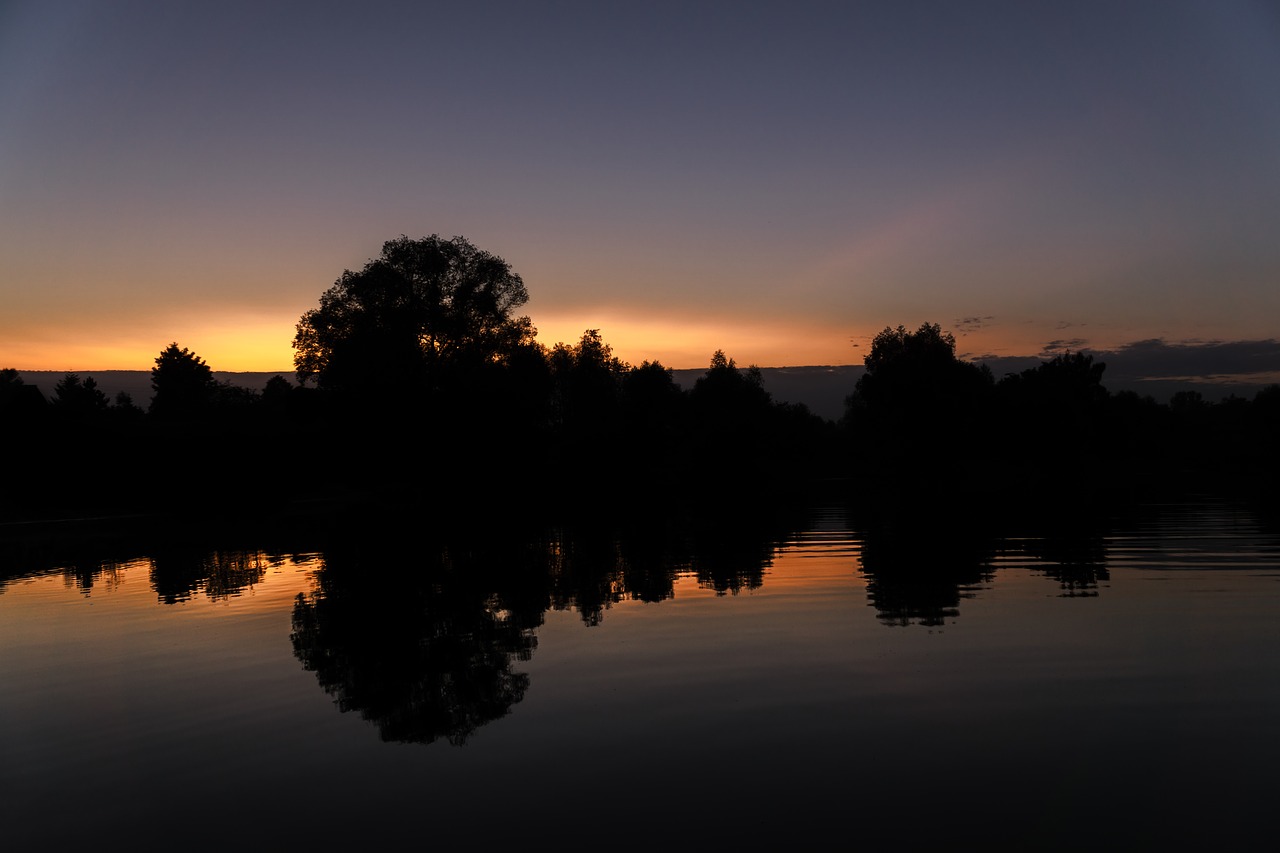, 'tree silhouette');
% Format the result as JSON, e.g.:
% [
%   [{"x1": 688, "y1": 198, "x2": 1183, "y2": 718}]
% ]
[
  {"x1": 688, "y1": 351, "x2": 773, "y2": 472},
  {"x1": 620, "y1": 359, "x2": 686, "y2": 460},
  {"x1": 994, "y1": 351, "x2": 1109, "y2": 478},
  {"x1": 293, "y1": 235, "x2": 535, "y2": 397},
  {"x1": 51, "y1": 374, "x2": 110, "y2": 417},
  {"x1": 150, "y1": 343, "x2": 220, "y2": 417},
  {"x1": 548, "y1": 329, "x2": 629, "y2": 440},
  {"x1": 0, "y1": 368, "x2": 26, "y2": 397},
  {"x1": 845, "y1": 323, "x2": 993, "y2": 475},
  {"x1": 852, "y1": 323, "x2": 991, "y2": 414}
]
